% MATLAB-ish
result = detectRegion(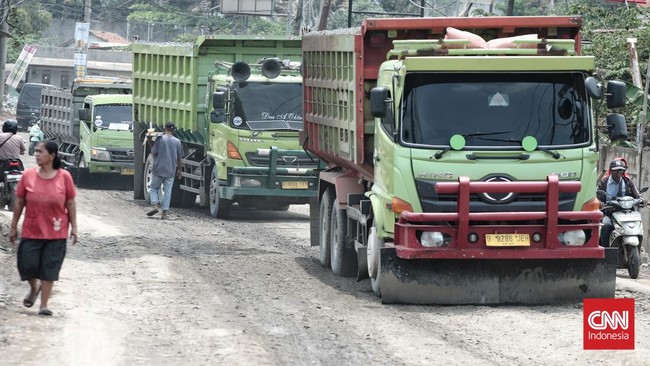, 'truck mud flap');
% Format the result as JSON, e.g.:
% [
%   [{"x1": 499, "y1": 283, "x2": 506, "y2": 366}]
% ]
[
  {"x1": 67, "y1": 167, "x2": 134, "y2": 191},
  {"x1": 378, "y1": 247, "x2": 617, "y2": 305}
]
